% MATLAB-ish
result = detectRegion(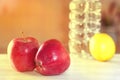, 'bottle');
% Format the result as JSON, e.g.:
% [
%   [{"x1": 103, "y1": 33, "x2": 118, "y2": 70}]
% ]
[{"x1": 69, "y1": 0, "x2": 102, "y2": 58}]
